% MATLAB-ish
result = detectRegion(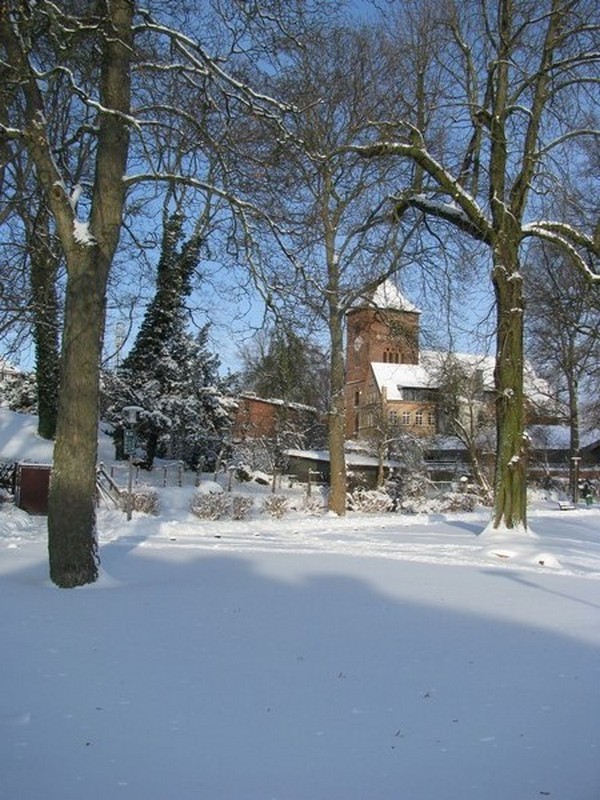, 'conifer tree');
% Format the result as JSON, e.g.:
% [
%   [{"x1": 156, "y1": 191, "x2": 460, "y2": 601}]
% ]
[{"x1": 105, "y1": 214, "x2": 231, "y2": 469}]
